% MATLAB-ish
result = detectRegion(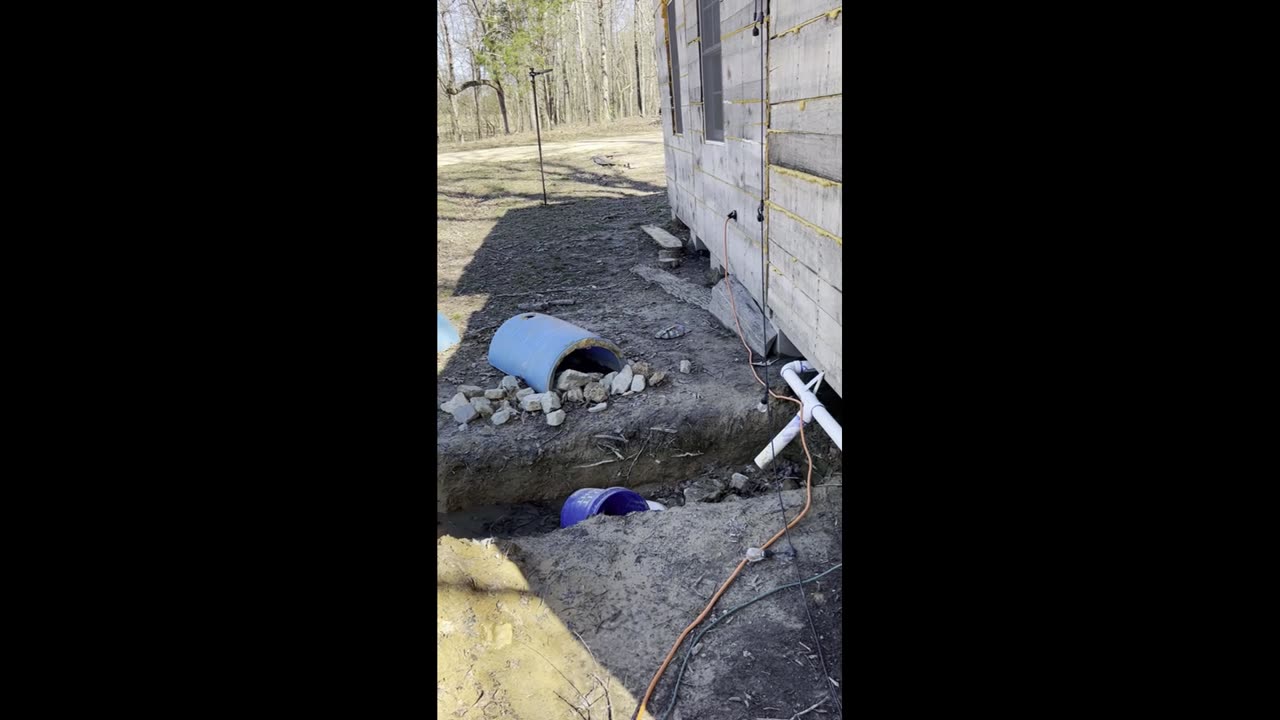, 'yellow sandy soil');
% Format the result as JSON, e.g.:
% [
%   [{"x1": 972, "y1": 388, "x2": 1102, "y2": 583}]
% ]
[{"x1": 437, "y1": 535, "x2": 638, "y2": 719}]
